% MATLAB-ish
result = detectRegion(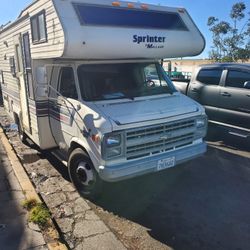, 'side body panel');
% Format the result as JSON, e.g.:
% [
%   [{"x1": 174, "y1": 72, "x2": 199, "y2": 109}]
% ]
[{"x1": 0, "y1": 0, "x2": 65, "y2": 147}]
